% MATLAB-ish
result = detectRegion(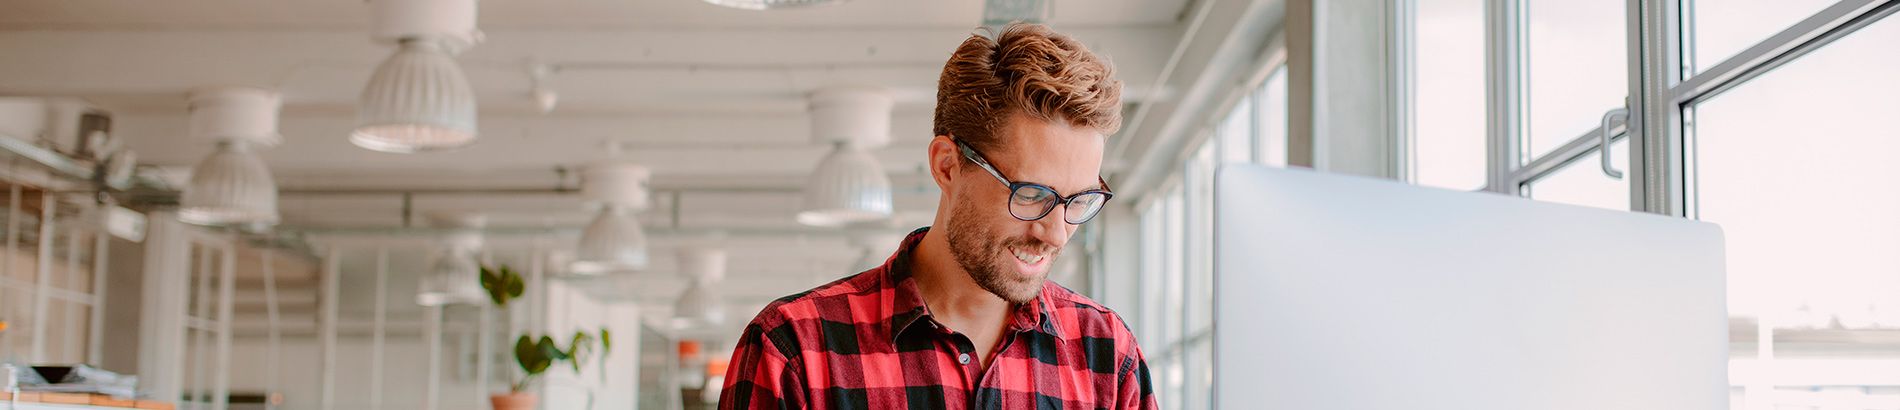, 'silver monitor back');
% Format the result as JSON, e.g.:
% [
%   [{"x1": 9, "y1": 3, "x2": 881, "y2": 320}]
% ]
[{"x1": 1212, "y1": 165, "x2": 1728, "y2": 409}]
